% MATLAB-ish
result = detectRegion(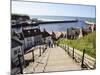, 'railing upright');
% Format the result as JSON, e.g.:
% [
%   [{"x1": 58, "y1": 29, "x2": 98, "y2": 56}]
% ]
[
  {"x1": 32, "y1": 49, "x2": 34, "y2": 62},
  {"x1": 39, "y1": 46, "x2": 41, "y2": 57},
  {"x1": 73, "y1": 47, "x2": 74, "y2": 59},
  {"x1": 67, "y1": 46, "x2": 69, "y2": 54},
  {"x1": 93, "y1": 61, "x2": 96, "y2": 69},
  {"x1": 81, "y1": 49, "x2": 86, "y2": 69},
  {"x1": 43, "y1": 46, "x2": 45, "y2": 53},
  {"x1": 65, "y1": 45, "x2": 66, "y2": 51},
  {"x1": 18, "y1": 54, "x2": 23, "y2": 74}
]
